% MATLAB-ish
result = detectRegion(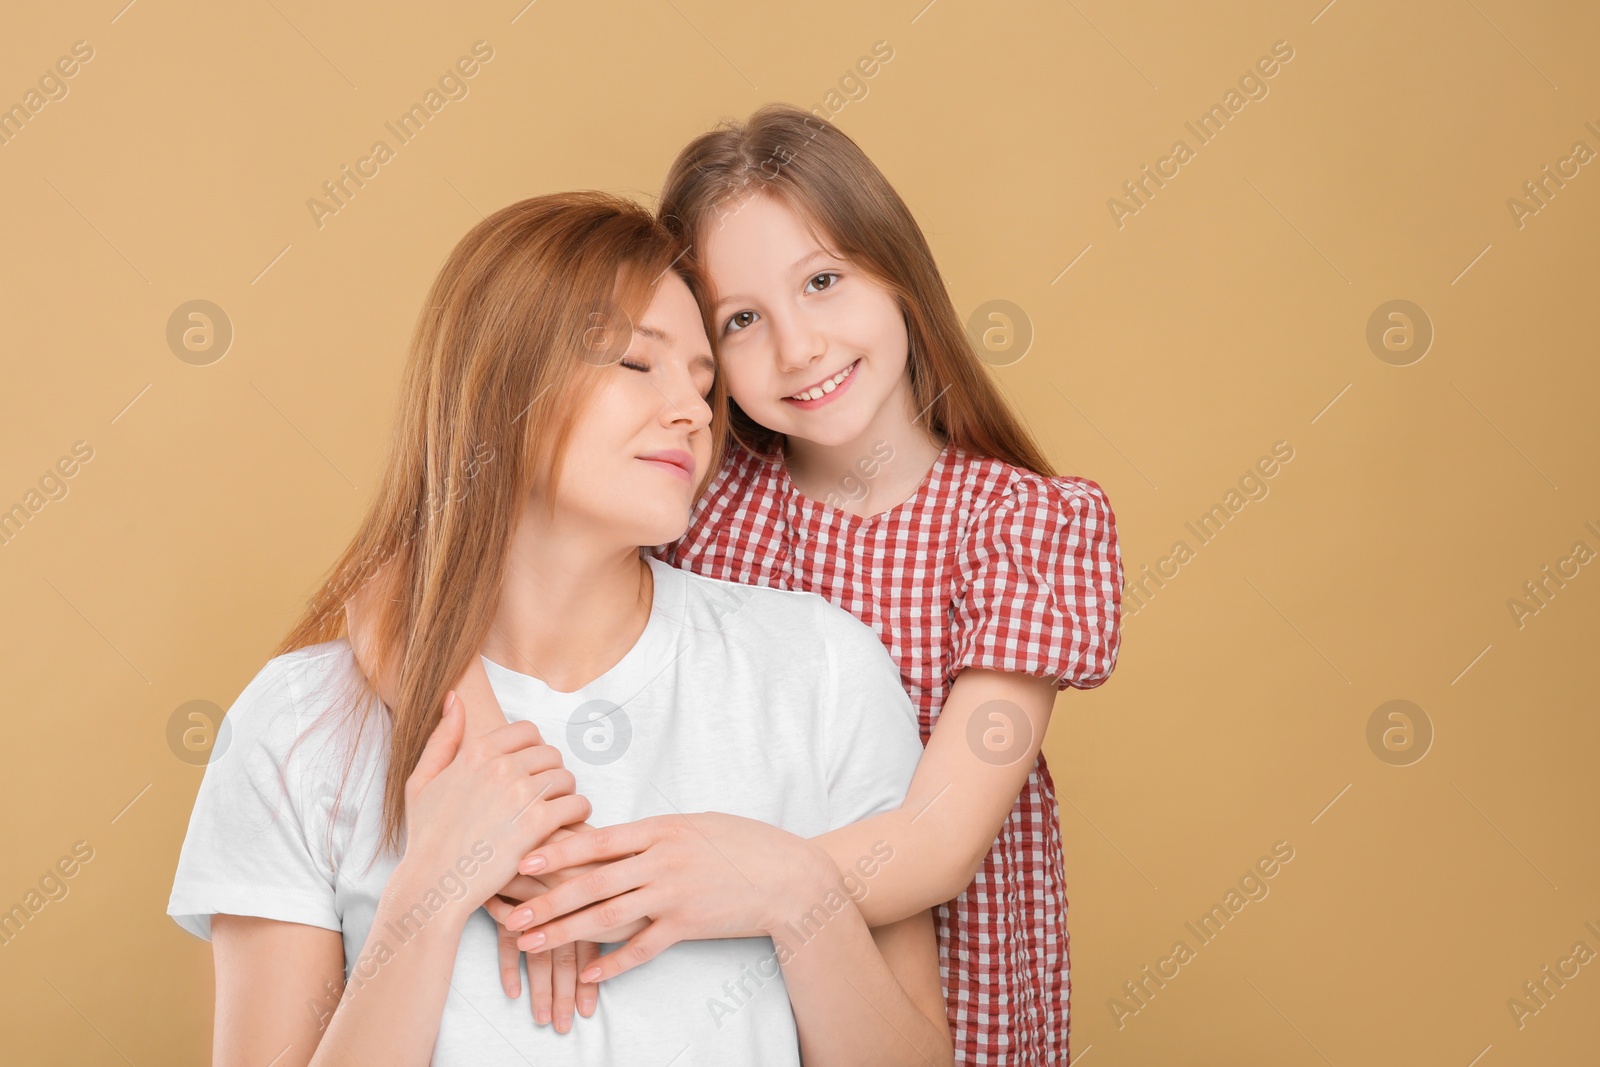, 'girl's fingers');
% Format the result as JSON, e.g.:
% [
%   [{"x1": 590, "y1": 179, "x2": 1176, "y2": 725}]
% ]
[
  {"x1": 578, "y1": 922, "x2": 678, "y2": 985},
  {"x1": 507, "y1": 856, "x2": 654, "y2": 933},
  {"x1": 550, "y1": 941, "x2": 579, "y2": 1033},
  {"x1": 525, "y1": 948, "x2": 554, "y2": 1026},
  {"x1": 517, "y1": 886, "x2": 656, "y2": 953},
  {"x1": 575, "y1": 941, "x2": 601, "y2": 1017},
  {"x1": 494, "y1": 873, "x2": 552, "y2": 902},
  {"x1": 520, "y1": 818, "x2": 665, "y2": 875}
]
